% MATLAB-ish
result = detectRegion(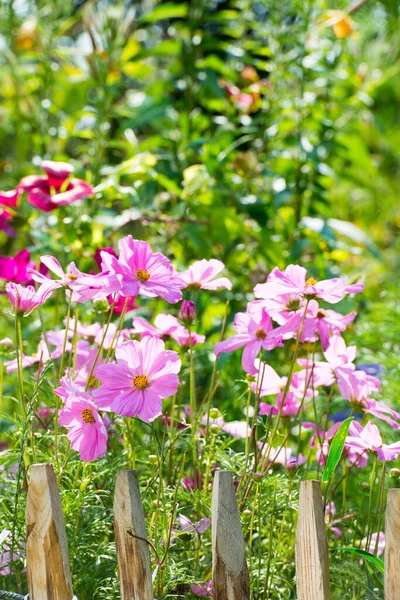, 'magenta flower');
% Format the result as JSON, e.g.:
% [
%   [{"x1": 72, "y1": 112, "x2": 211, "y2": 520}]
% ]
[
  {"x1": 0, "y1": 211, "x2": 16, "y2": 237},
  {"x1": 58, "y1": 389, "x2": 108, "y2": 462},
  {"x1": 345, "y1": 421, "x2": 400, "y2": 462},
  {"x1": 178, "y1": 300, "x2": 196, "y2": 325},
  {"x1": 0, "y1": 189, "x2": 19, "y2": 211},
  {"x1": 94, "y1": 337, "x2": 181, "y2": 421},
  {"x1": 191, "y1": 580, "x2": 213, "y2": 597},
  {"x1": 0, "y1": 250, "x2": 35, "y2": 284},
  {"x1": 100, "y1": 236, "x2": 183, "y2": 303},
  {"x1": 178, "y1": 259, "x2": 232, "y2": 291},
  {"x1": 28, "y1": 255, "x2": 121, "y2": 302},
  {"x1": 18, "y1": 160, "x2": 93, "y2": 212},
  {"x1": 5, "y1": 282, "x2": 52, "y2": 315},
  {"x1": 254, "y1": 265, "x2": 364, "y2": 305},
  {"x1": 214, "y1": 307, "x2": 284, "y2": 375},
  {"x1": 300, "y1": 299, "x2": 356, "y2": 350}
]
